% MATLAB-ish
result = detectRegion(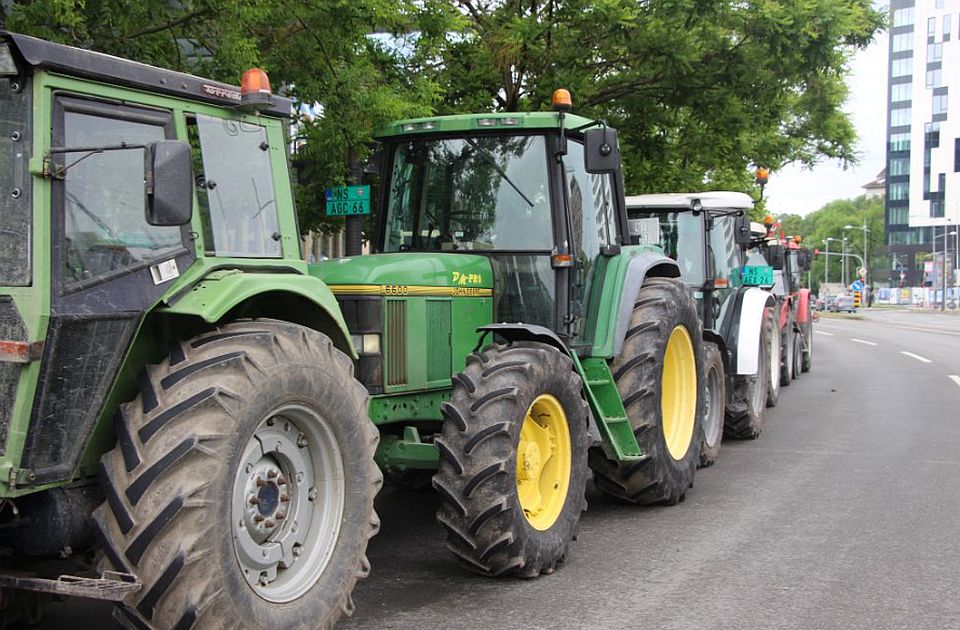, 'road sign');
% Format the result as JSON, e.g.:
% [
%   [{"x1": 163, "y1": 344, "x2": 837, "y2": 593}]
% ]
[
  {"x1": 325, "y1": 185, "x2": 371, "y2": 216},
  {"x1": 851, "y1": 279, "x2": 864, "y2": 292},
  {"x1": 857, "y1": 266, "x2": 867, "y2": 278}
]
